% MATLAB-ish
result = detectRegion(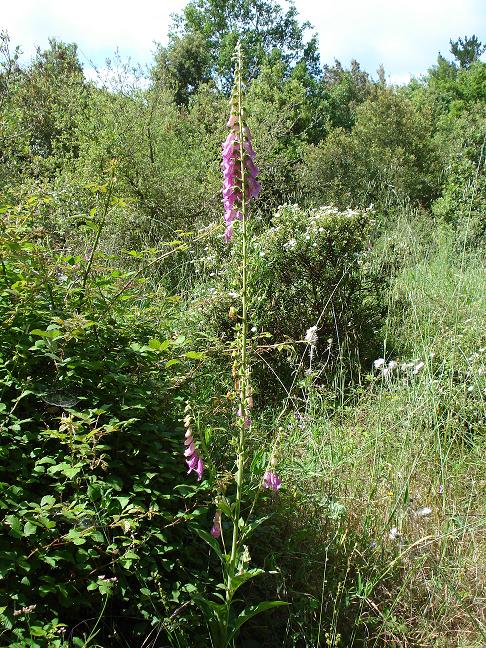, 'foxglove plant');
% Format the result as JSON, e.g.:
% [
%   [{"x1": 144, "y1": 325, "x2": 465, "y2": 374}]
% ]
[
  {"x1": 190, "y1": 43, "x2": 286, "y2": 647},
  {"x1": 263, "y1": 470, "x2": 282, "y2": 491}
]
